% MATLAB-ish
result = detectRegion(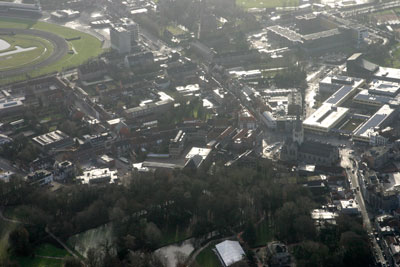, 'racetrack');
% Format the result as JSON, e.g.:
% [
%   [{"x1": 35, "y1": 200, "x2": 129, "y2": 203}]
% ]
[{"x1": 0, "y1": 28, "x2": 68, "y2": 77}]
